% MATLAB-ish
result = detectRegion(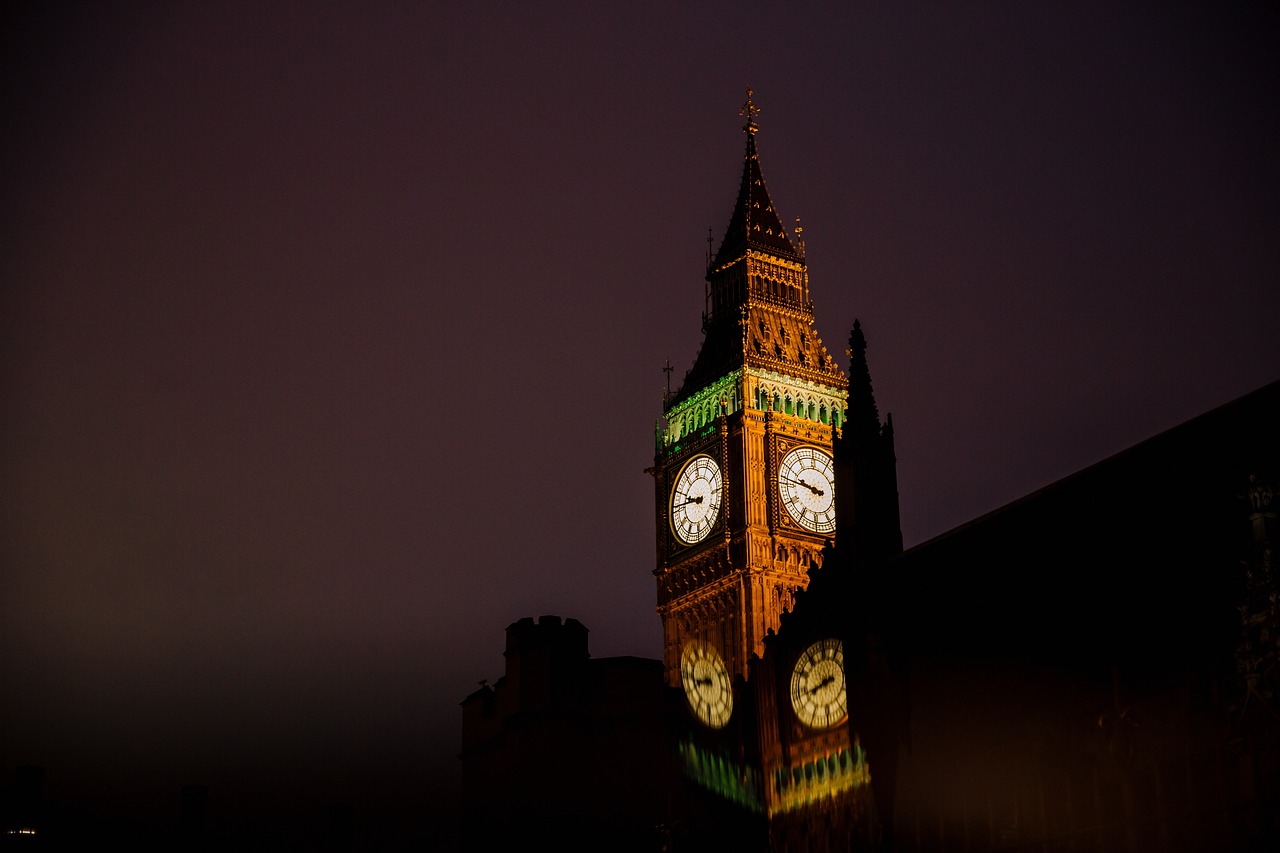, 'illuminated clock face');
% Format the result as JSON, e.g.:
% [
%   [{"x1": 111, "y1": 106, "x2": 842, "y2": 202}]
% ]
[
  {"x1": 681, "y1": 641, "x2": 732, "y2": 728},
  {"x1": 670, "y1": 455, "x2": 723, "y2": 545},
  {"x1": 790, "y1": 638, "x2": 847, "y2": 729},
  {"x1": 777, "y1": 446, "x2": 836, "y2": 534}
]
